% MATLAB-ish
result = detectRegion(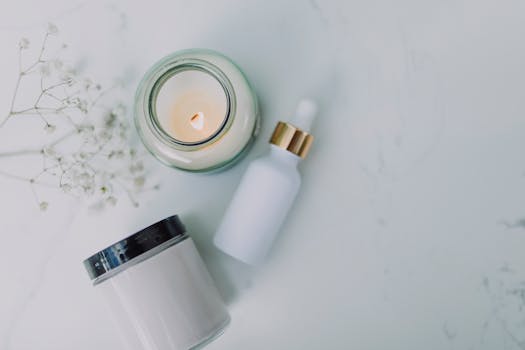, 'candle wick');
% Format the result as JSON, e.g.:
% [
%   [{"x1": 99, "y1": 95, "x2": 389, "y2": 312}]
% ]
[{"x1": 190, "y1": 112, "x2": 205, "y2": 130}]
